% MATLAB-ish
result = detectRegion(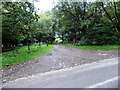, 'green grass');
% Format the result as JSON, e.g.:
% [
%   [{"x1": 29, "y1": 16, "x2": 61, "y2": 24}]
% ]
[
  {"x1": 1, "y1": 45, "x2": 54, "y2": 68},
  {"x1": 61, "y1": 43, "x2": 120, "y2": 50}
]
